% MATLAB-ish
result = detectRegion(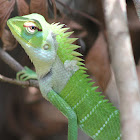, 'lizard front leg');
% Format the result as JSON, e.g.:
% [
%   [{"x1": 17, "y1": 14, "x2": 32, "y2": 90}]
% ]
[
  {"x1": 16, "y1": 66, "x2": 38, "y2": 81},
  {"x1": 43, "y1": 90, "x2": 78, "y2": 140}
]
